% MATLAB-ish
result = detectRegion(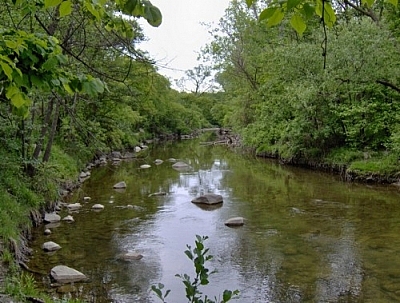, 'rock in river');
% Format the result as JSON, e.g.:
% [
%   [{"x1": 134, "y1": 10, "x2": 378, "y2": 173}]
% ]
[
  {"x1": 191, "y1": 193, "x2": 223, "y2": 205},
  {"x1": 113, "y1": 181, "x2": 127, "y2": 189},
  {"x1": 225, "y1": 217, "x2": 245, "y2": 227},
  {"x1": 50, "y1": 265, "x2": 87, "y2": 283},
  {"x1": 42, "y1": 241, "x2": 61, "y2": 252},
  {"x1": 44, "y1": 213, "x2": 61, "y2": 223}
]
